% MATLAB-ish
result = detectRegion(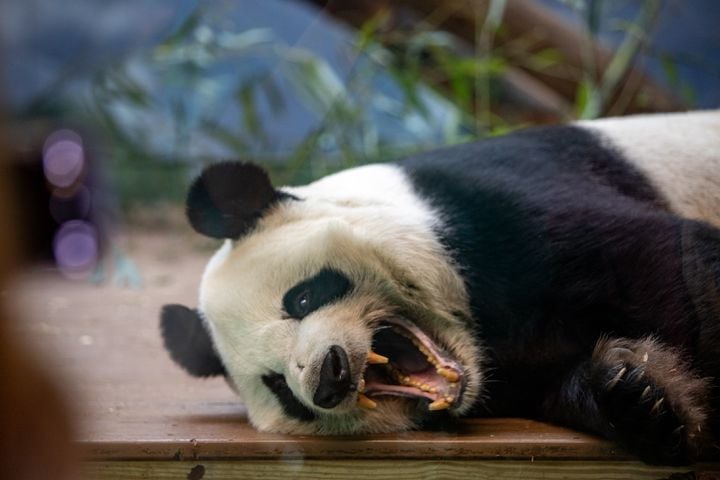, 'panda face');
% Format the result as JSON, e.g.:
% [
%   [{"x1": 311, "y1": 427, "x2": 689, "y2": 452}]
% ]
[{"x1": 161, "y1": 162, "x2": 484, "y2": 434}]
